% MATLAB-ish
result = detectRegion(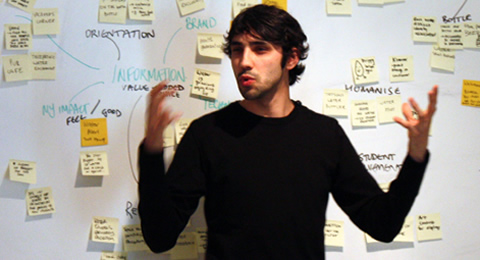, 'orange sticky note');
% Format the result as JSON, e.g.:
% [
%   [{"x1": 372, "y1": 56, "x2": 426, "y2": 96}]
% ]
[
  {"x1": 462, "y1": 79, "x2": 480, "y2": 108},
  {"x1": 262, "y1": 0, "x2": 287, "y2": 11},
  {"x1": 80, "y1": 118, "x2": 108, "y2": 147}
]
